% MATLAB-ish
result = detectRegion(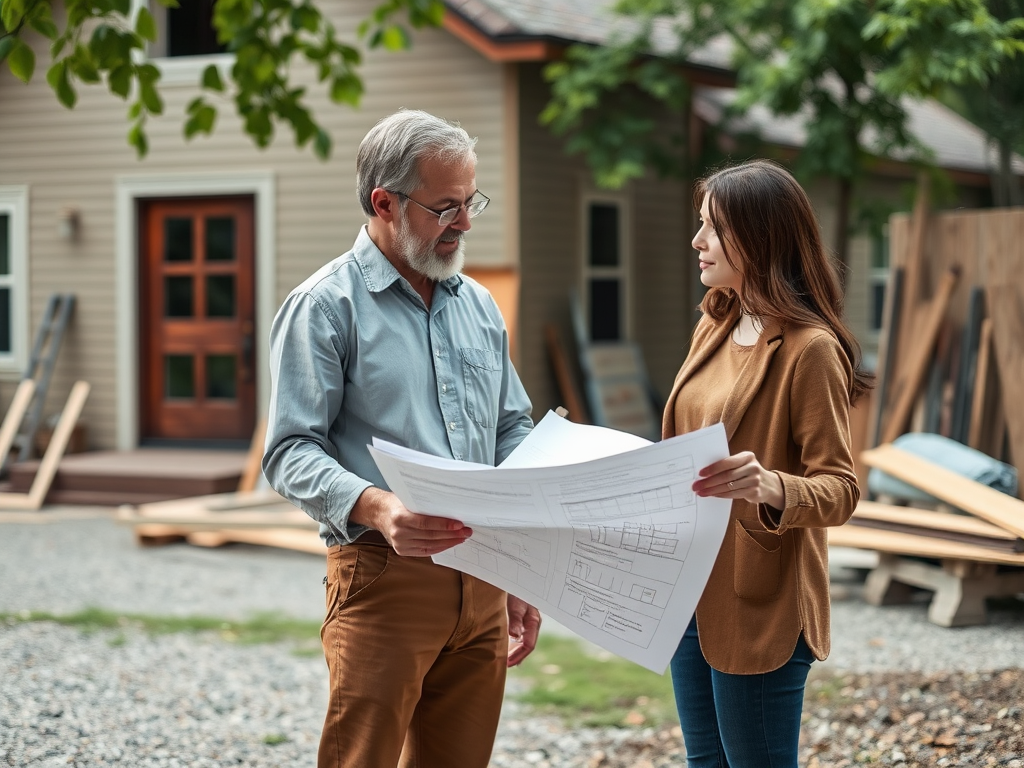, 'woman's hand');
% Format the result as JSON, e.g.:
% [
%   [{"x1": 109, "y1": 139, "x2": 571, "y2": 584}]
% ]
[{"x1": 692, "y1": 451, "x2": 785, "y2": 510}]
